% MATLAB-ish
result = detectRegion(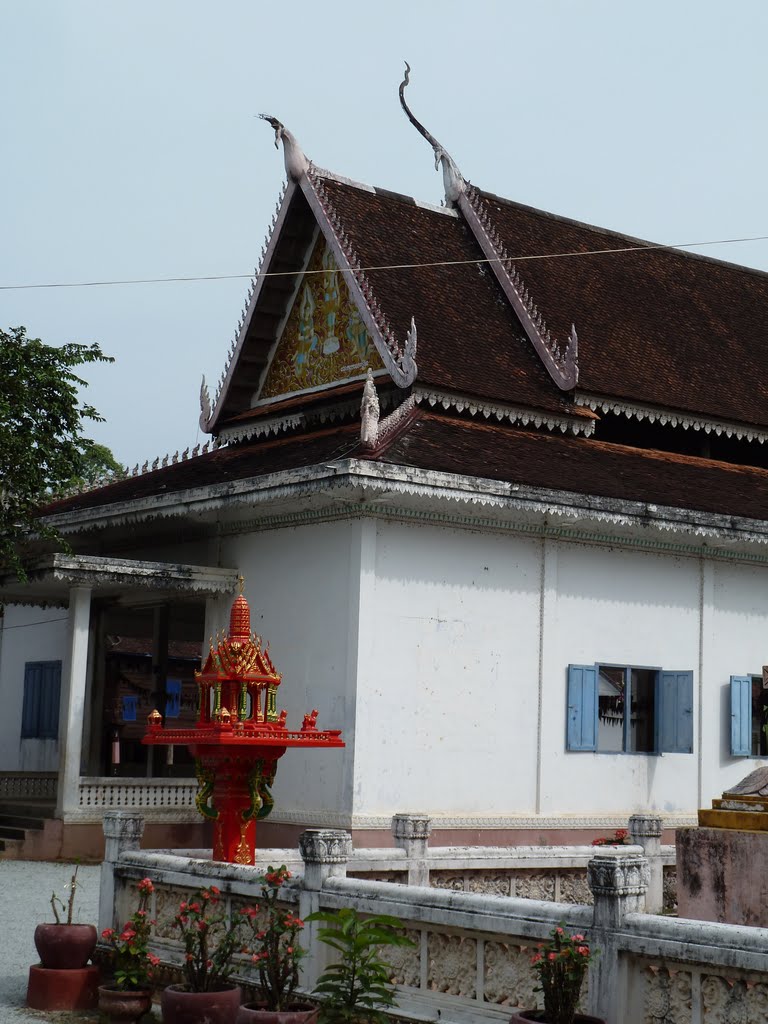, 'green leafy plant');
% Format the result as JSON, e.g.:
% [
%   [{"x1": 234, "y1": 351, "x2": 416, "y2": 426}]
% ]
[
  {"x1": 172, "y1": 885, "x2": 249, "y2": 992},
  {"x1": 0, "y1": 326, "x2": 116, "y2": 580},
  {"x1": 241, "y1": 865, "x2": 307, "y2": 1010},
  {"x1": 307, "y1": 907, "x2": 415, "y2": 1024},
  {"x1": 50, "y1": 863, "x2": 82, "y2": 924},
  {"x1": 101, "y1": 877, "x2": 158, "y2": 990},
  {"x1": 530, "y1": 925, "x2": 597, "y2": 1024}
]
